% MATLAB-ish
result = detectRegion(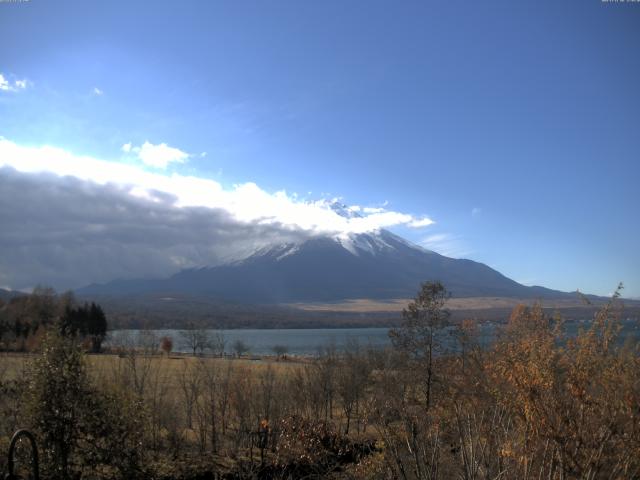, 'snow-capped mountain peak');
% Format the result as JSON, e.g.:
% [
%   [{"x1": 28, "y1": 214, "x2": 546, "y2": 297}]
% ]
[
  {"x1": 328, "y1": 201, "x2": 362, "y2": 219},
  {"x1": 78, "y1": 208, "x2": 569, "y2": 302},
  {"x1": 237, "y1": 242, "x2": 301, "y2": 264},
  {"x1": 334, "y1": 232, "x2": 395, "y2": 256}
]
